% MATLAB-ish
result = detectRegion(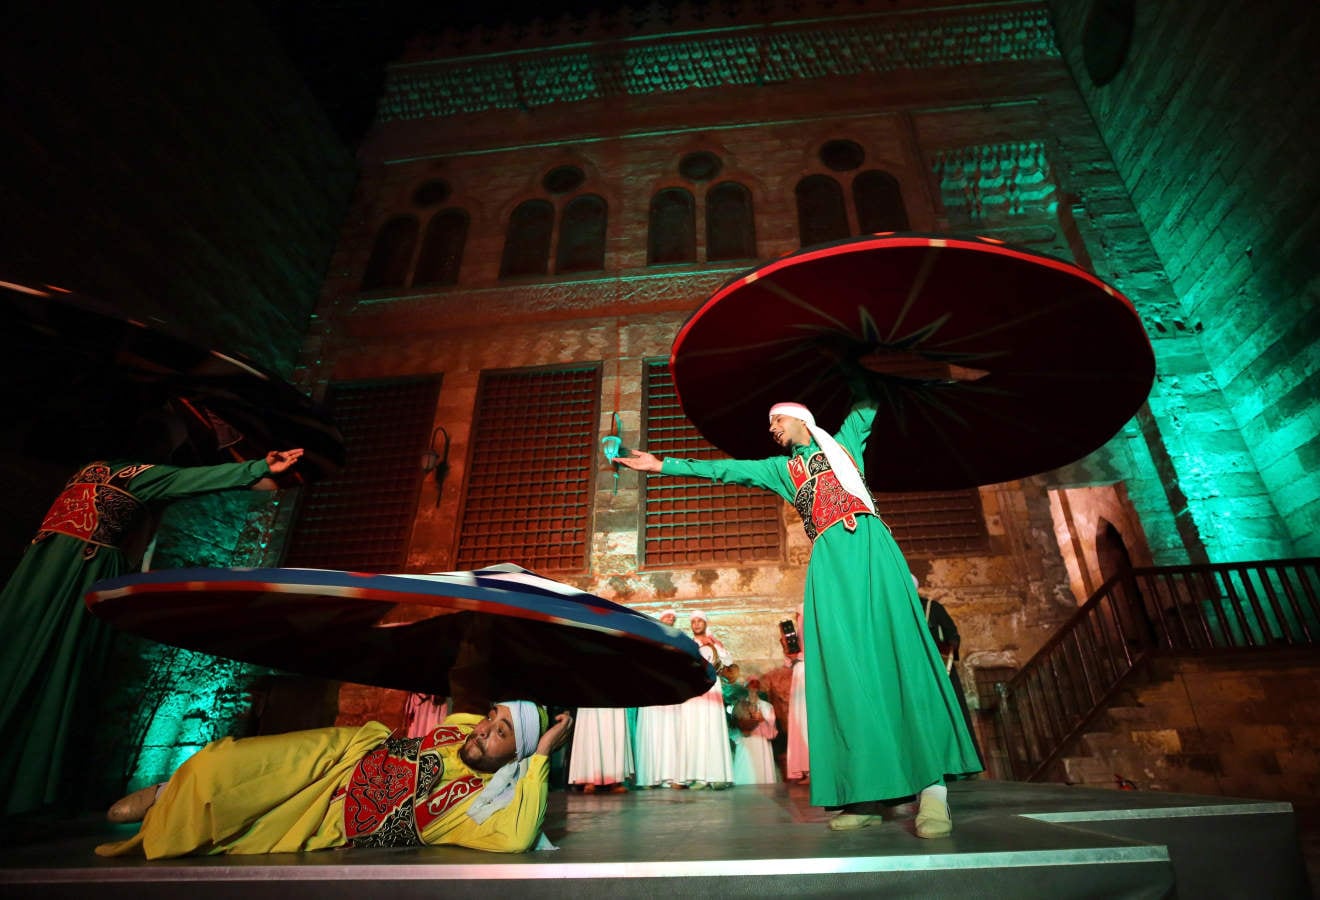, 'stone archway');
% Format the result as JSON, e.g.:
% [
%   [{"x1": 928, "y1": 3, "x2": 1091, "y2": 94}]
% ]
[
  {"x1": 1048, "y1": 484, "x2": 1155, "y2": 606},
  {"x1": 1096, "y1": 518, "x2": 1134, "y2": 586},
  {"x1": 1096, "y1": 518, "x2": 1153, "y2": 644}
]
